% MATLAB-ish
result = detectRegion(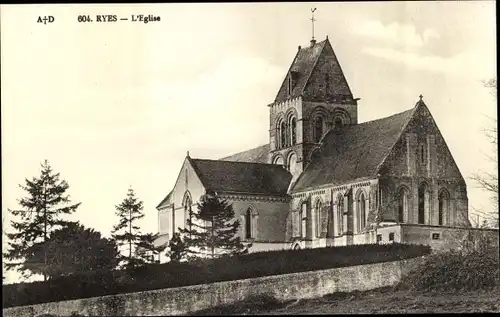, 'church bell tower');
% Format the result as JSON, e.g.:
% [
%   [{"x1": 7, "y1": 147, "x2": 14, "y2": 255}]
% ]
[{"x1": 267, "y1": 15, "x2": 359, "y2": 186}]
